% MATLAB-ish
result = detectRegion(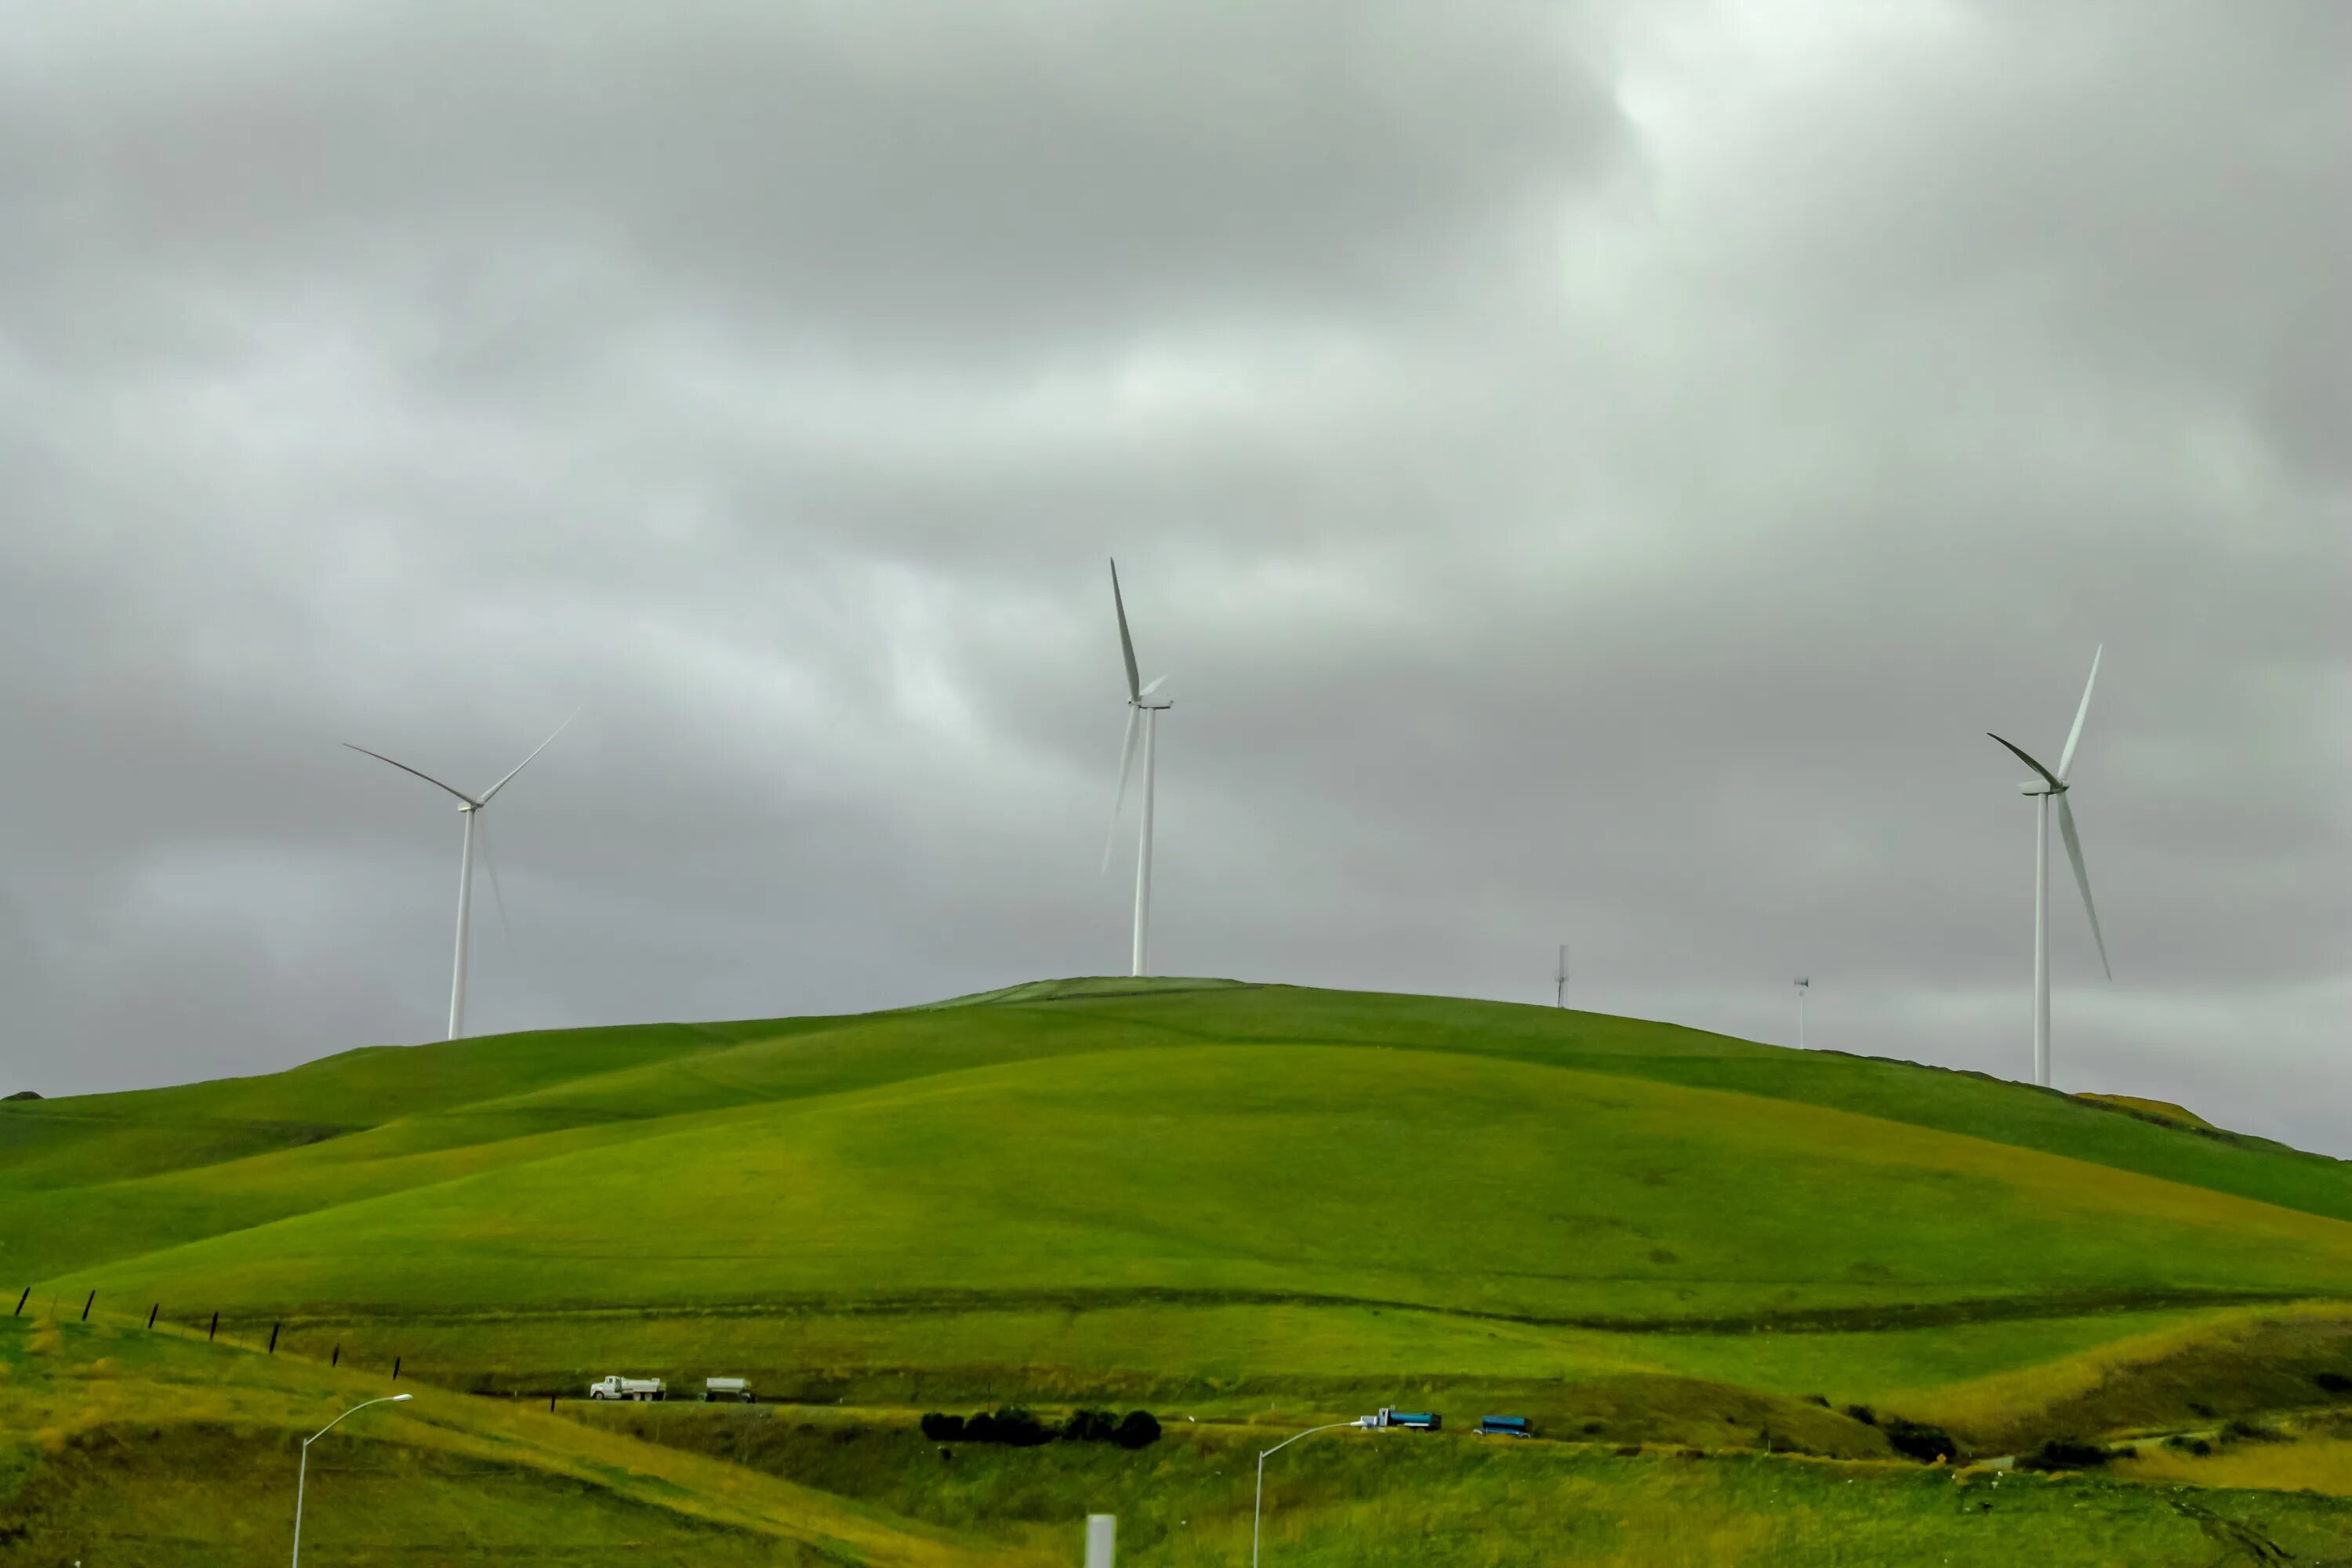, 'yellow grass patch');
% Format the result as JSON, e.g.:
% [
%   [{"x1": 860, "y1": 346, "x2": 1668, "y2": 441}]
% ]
[
  {"x1": 2118, "y1": 1435, "x2": 2352, "y2": 1496},
  {"x1": 2078, "y1": 1094, "x2": 2218, "y2": 1131},
  {"x1": 1905, "y1": 1300, "x2": 2352, "y2": 1443}
]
